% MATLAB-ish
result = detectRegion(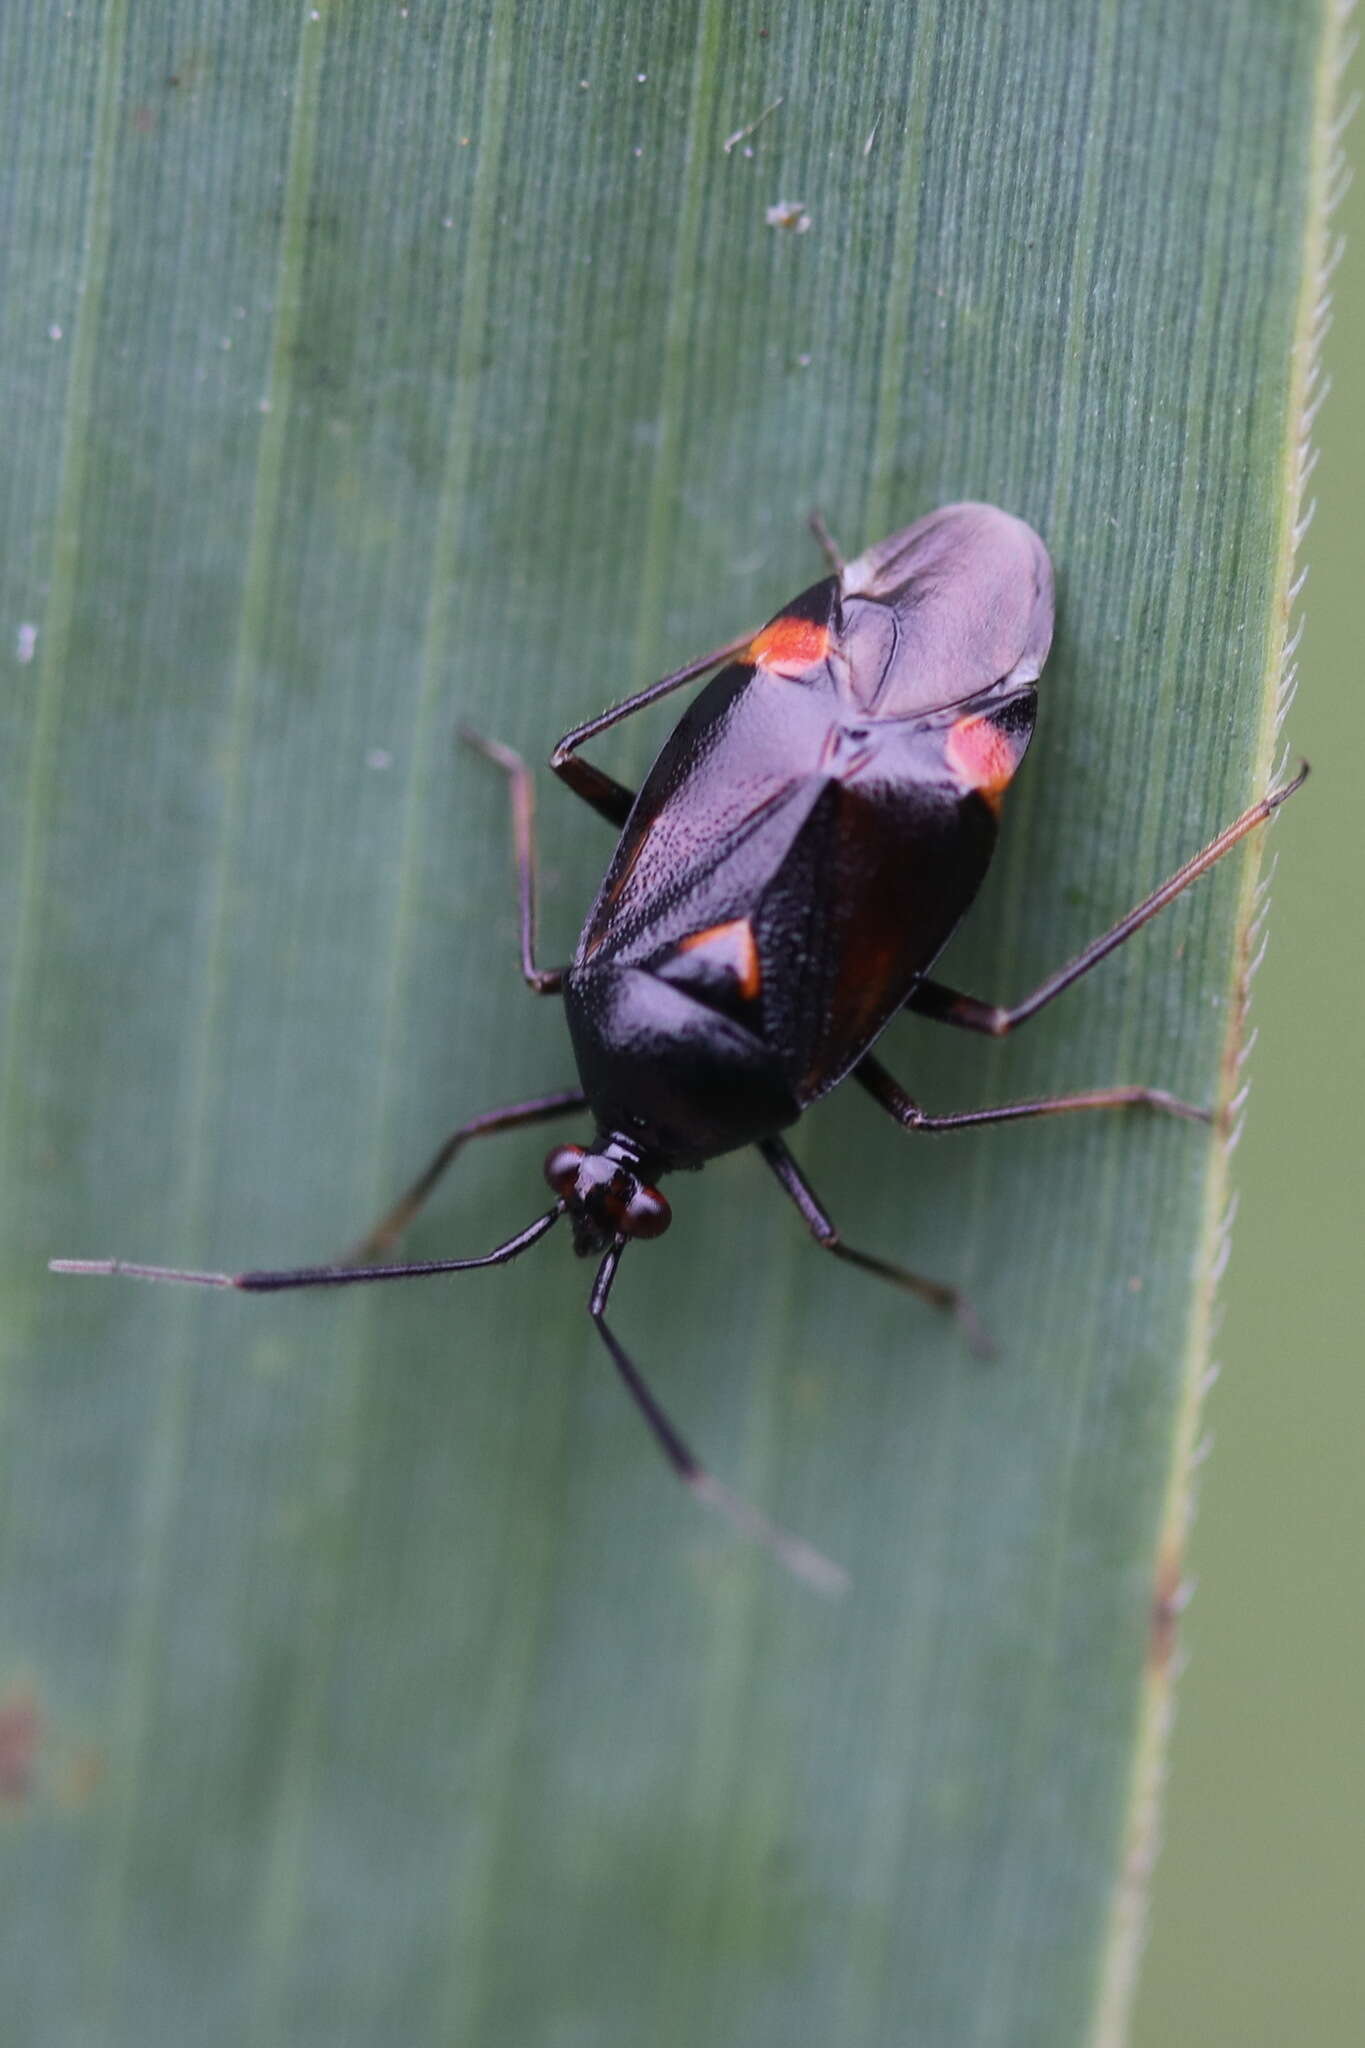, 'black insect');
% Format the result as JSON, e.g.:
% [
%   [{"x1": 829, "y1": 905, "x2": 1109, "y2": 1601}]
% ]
[{"x1": 54, "y1": 504, "x2": 1304, "y2": 1590}]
